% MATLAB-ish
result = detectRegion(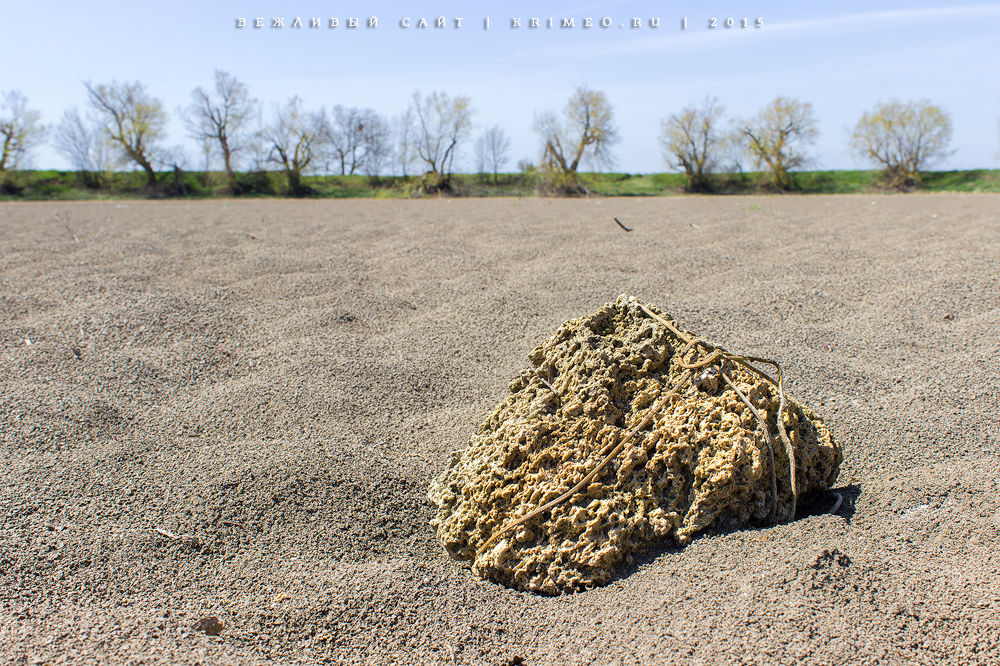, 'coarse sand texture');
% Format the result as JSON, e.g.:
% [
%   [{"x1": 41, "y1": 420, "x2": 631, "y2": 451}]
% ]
[
  {"x1": 5, "y1": 197, "x2": 999, "y2": 665},
  {"x1": 429, "y1": 296, "x2": 843, "y2": 594}
]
